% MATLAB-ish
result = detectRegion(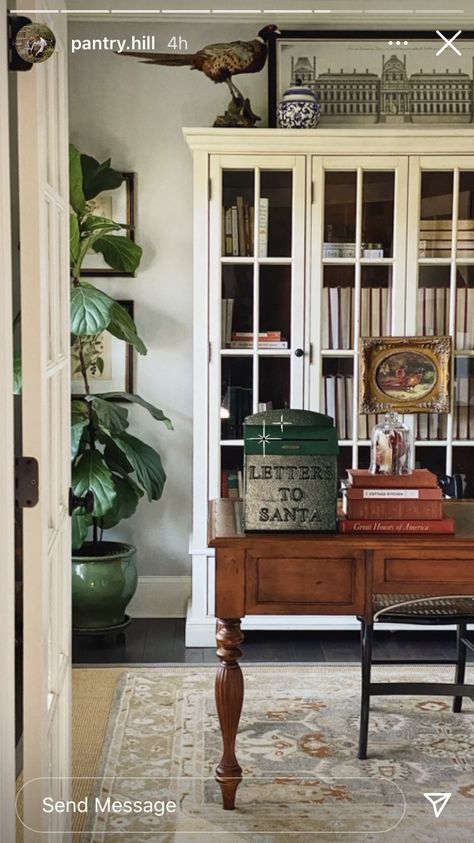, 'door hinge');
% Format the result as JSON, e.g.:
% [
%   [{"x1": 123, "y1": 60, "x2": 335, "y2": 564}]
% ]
[
  {"x1": 15, "y1": 457, "x2": 39, "y2": 508},
  {"x1": 208, "y1": 177, "x2": 212, "y2": 201},
  {"x1": 311, "y1": 181, "x2": 315, "y2": 204}
]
